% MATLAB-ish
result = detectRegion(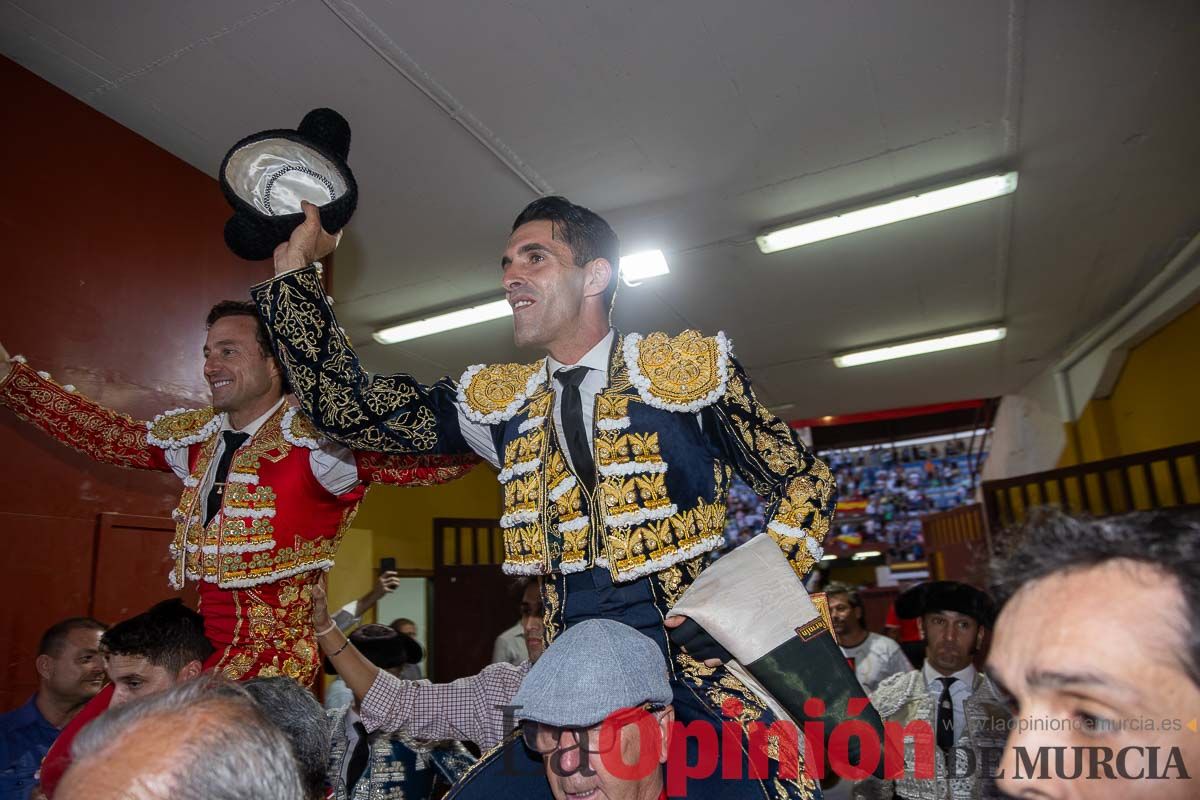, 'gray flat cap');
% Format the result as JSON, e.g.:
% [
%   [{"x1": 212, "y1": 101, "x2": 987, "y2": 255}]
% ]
[{"x1": 512, "y1": 619, "x2": 673, "y2": 727}]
